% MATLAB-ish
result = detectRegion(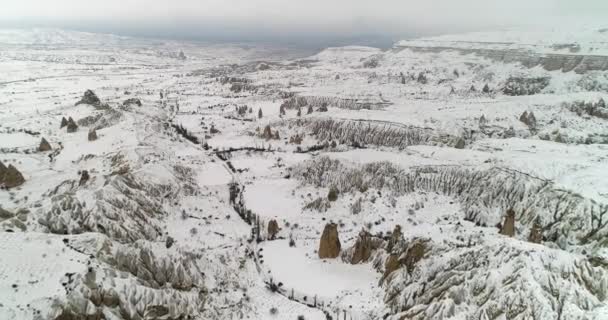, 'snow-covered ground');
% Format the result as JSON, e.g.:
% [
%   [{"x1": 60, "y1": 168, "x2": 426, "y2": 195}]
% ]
[{"x1": 1, "y1": 27, "x2": 607, "y2": 320}]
